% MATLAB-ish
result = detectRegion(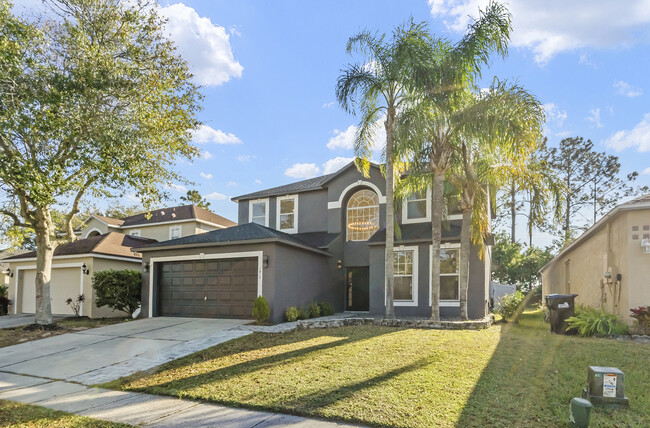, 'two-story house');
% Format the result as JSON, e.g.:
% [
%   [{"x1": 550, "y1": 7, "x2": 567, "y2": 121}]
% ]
[
  {"x1": 2, "y1": 205, "x2": 236, "y2": 317},
  {"x1": 135, "y1": 163, "x2": 491, "y2": 322}
]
